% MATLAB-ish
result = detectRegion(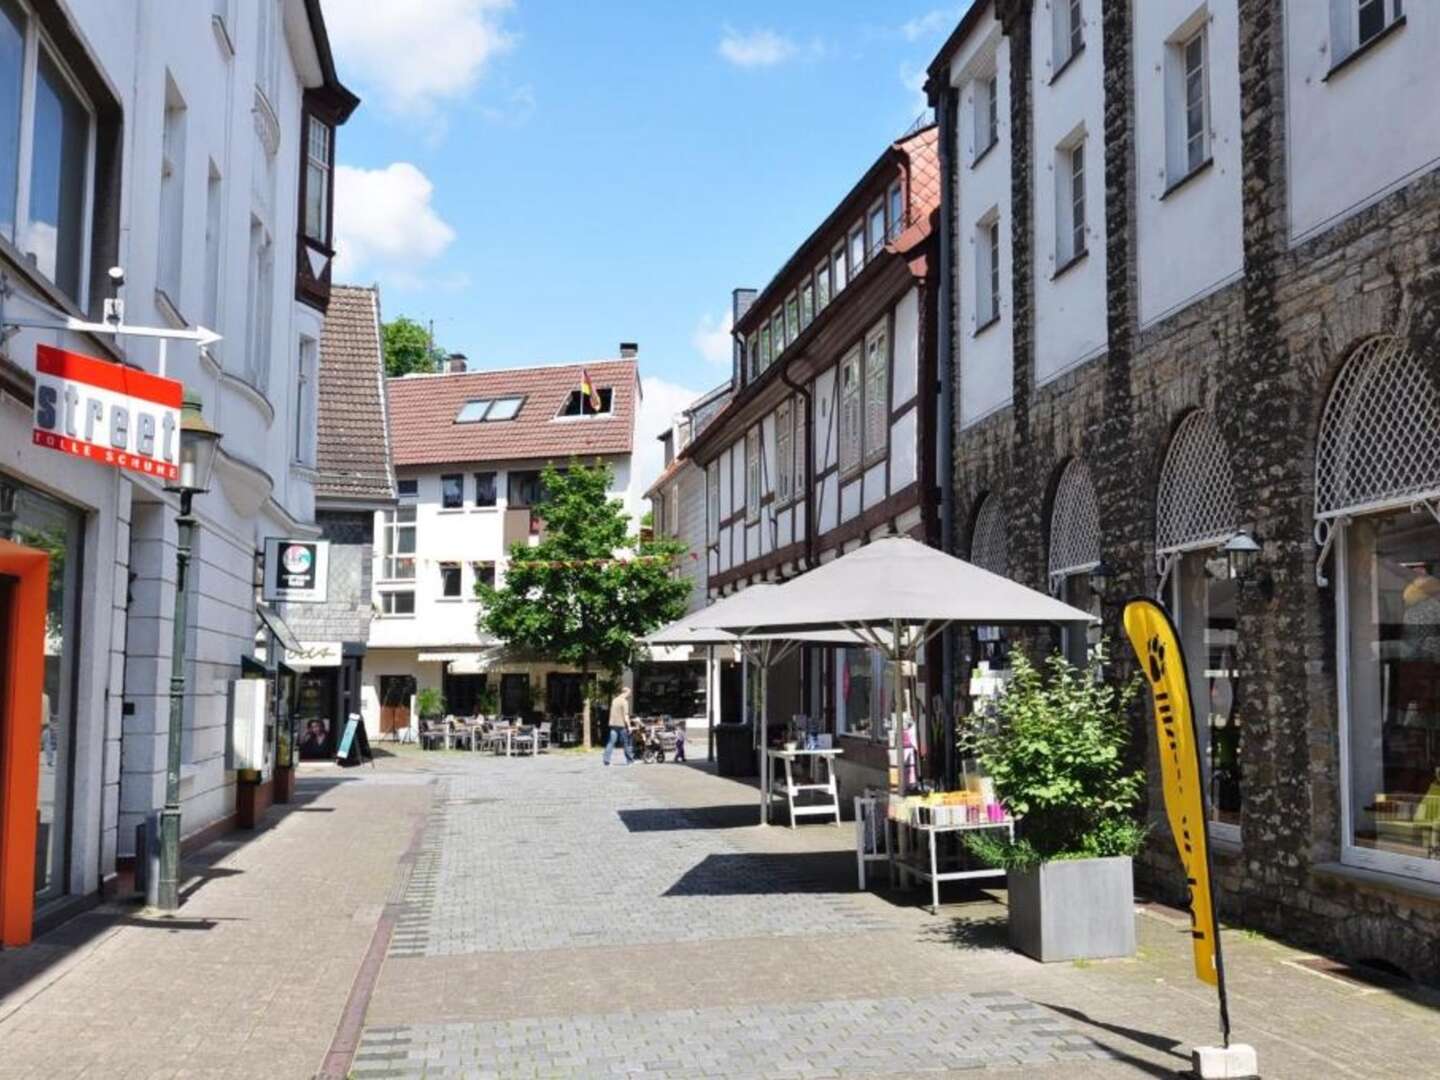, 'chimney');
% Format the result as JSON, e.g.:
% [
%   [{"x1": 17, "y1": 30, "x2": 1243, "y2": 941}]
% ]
[
  {"x1": 445, "y1": 353, "x2": 468, "y2": 373},
  {"x1": 619, "y1": 342, "x2": 639, "y2": 358},
  {"x1": 732, "y1": 288, "x2": 758, "y2": 325}
]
